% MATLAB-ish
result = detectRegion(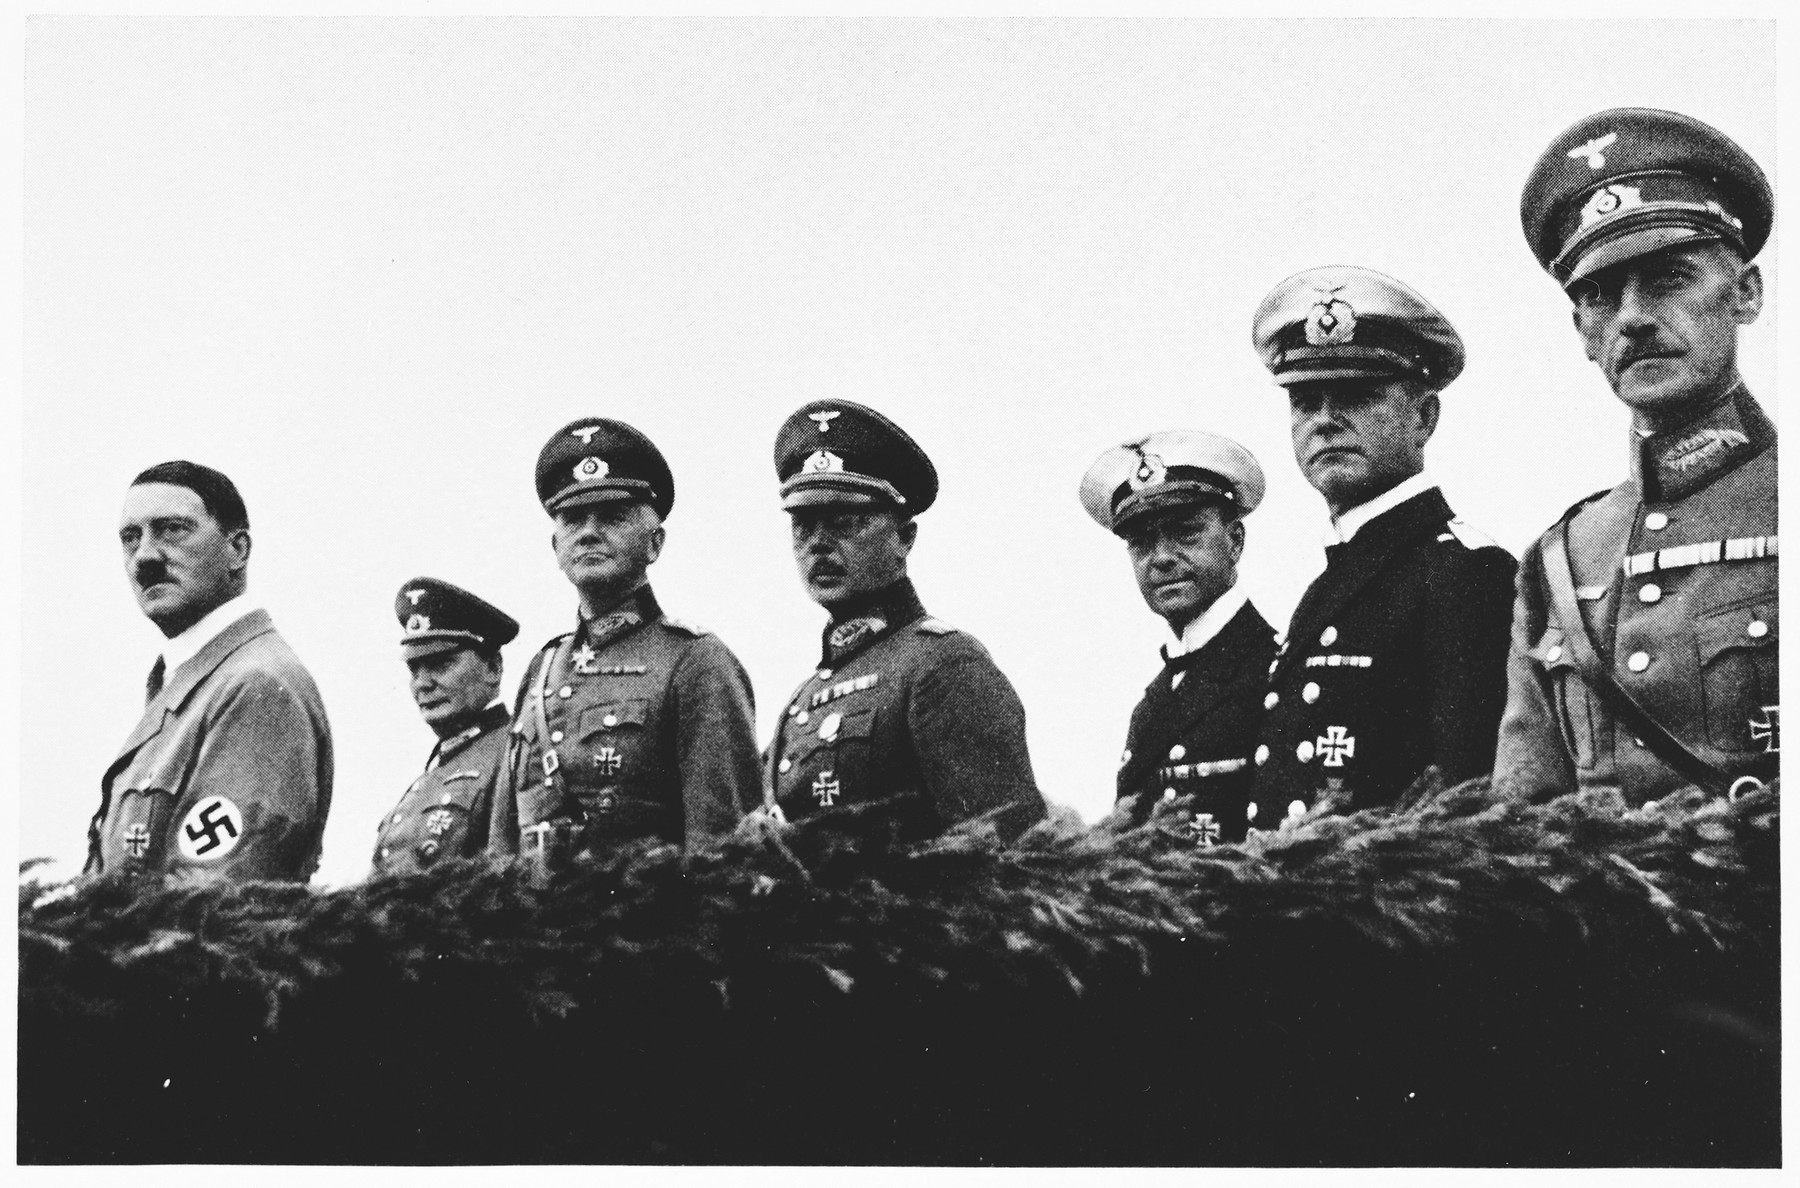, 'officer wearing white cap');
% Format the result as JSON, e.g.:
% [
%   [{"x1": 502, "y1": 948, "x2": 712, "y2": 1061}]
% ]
[
  {"x1": 1250, "y1": 267, "x2": 1518, "y2": 818},
  {"x1": 371, "y1": 577, "x2": 518, "y2": 876},
  {"x1": 1081, "y1": 431, "x2": 1277, "y2": 843},
  {"x1": 1496, "y1": 109, "x2": 1777, "y2": 805},
  {"x1": 491, "y1": 418, "x2": 760, "y2": 864},
  {"x1": 763, "y1": 399, "x2": 1047, "y2": 841}
]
